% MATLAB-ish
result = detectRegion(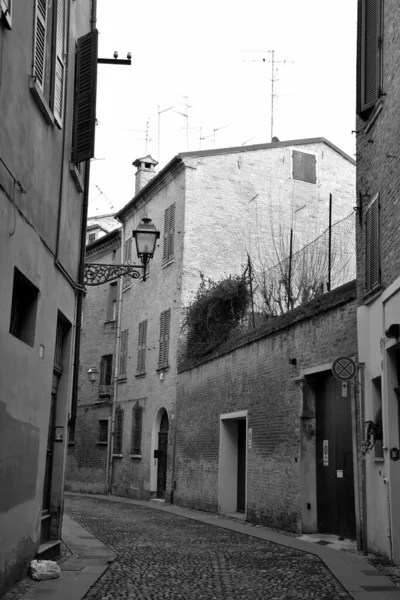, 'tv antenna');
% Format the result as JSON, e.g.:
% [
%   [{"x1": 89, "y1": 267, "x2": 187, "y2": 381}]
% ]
[
  {"x1": 243, "y1": 49, "x2": 293, "y2": 140},
  {"x1": 158, "y1": 105, "x2": 173, "y2": 166},
  {"x1": 175, "y1": 96, "x2": 193, "y2": 150},
  {"x1": 201, "y1": 125, "x2": 230, "y2": 148},
  {"x1": 124, "y1": 119, "x2": 152, "y2": 154},
  {"x1": 92, "y1": 185, "x2": 114, "y2": 210}
]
